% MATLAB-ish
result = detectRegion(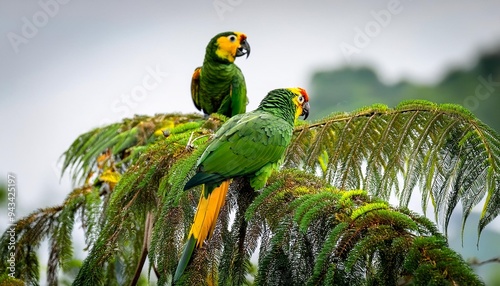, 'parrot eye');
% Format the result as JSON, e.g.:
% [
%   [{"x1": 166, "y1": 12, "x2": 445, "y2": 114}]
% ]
[
  {"x1": 228, "y1": 35, "x2": 237, "y2": 42},
  {"x1": 298, "y1": 95, "x2": 305, "y2": 104}
]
